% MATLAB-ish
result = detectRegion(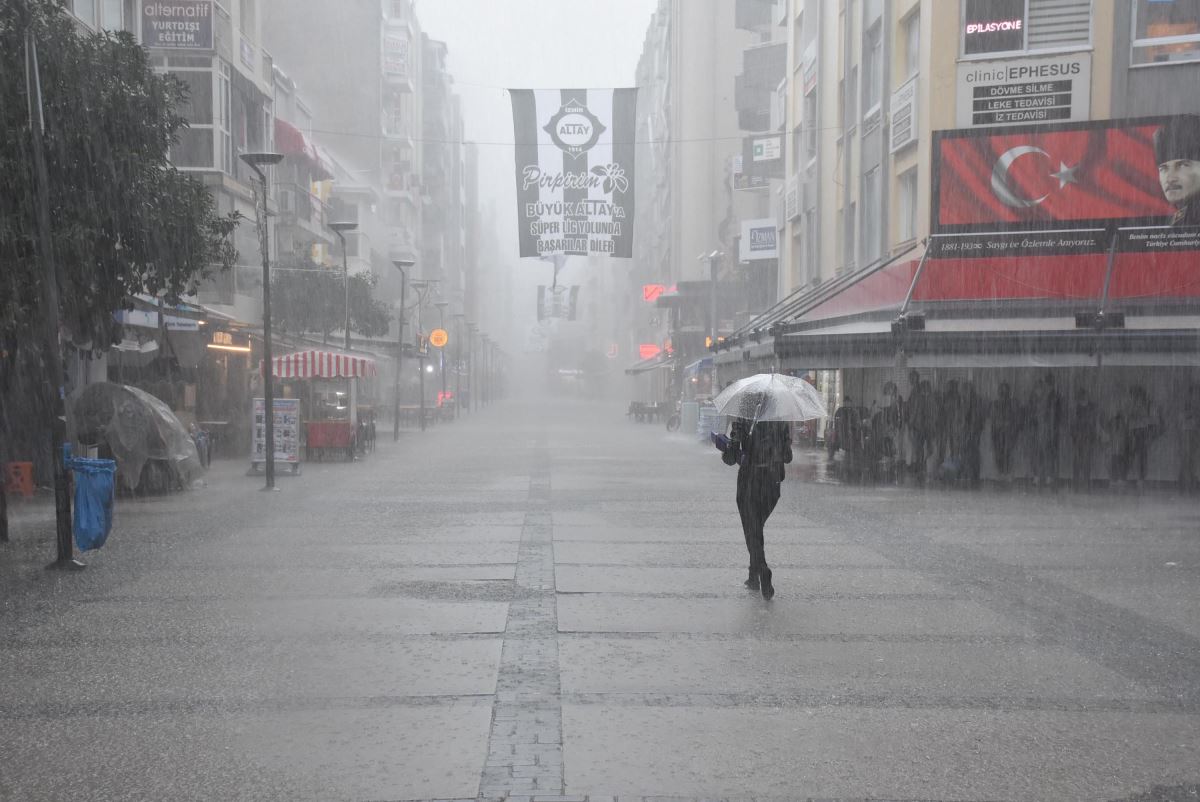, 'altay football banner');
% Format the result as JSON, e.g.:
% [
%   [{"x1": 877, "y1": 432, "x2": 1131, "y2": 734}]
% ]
[{"x1": 510, "y1": 88, "x2": 638, "y2": 258}]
